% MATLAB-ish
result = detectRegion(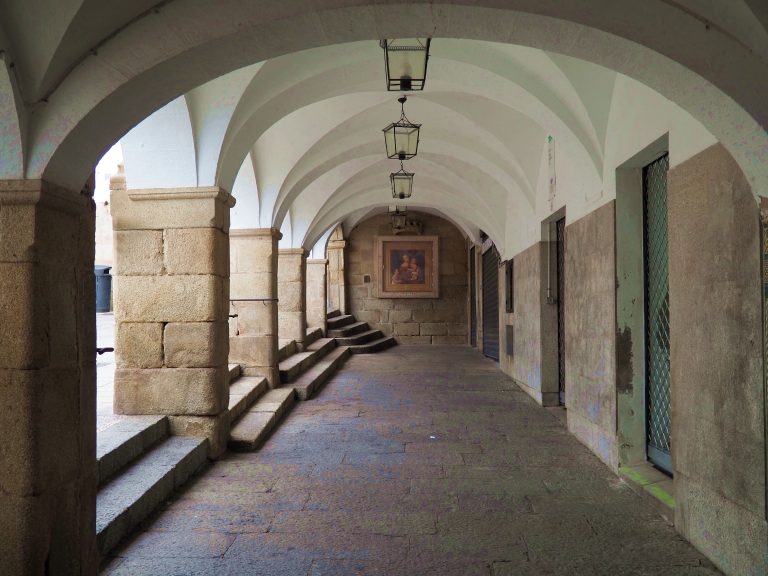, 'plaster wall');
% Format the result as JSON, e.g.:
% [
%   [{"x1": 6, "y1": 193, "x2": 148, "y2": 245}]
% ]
[
  {"x1": 668, "y1": 143, "x2": 767, "y2": 576},
  {"x1": 504, "y1": 74, "x2": 718, "y2": 260},
  {"x1": 346, "y1": 212, "x2": 468, "y2": 345},
  {"x1": 564, "y1": 201, "x2": 618, "y2": 471}
]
